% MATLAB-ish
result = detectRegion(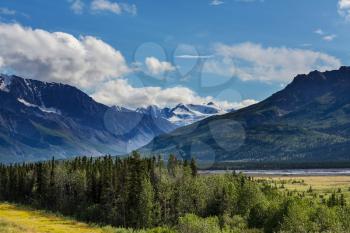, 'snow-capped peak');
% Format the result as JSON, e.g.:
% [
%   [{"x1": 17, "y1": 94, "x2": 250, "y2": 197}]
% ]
[
  {"x1": 167, "y1": 102, "x2": 229, "y2": 126},
  {"x1": 137, "y1": 102, "x2": 234, "y2": 127},
  {"x1": 113, "y1": 102, "x2": 233, "y2": 127}
]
